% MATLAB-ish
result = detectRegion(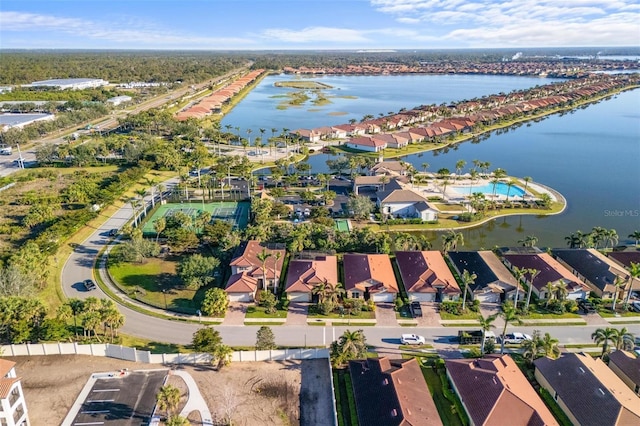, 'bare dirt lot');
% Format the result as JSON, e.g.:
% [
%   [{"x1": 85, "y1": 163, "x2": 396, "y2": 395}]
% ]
[{"x1": 7, "y1": 355, "x2": 316, "y2": 426}]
